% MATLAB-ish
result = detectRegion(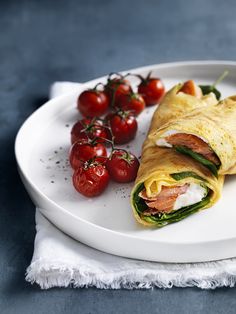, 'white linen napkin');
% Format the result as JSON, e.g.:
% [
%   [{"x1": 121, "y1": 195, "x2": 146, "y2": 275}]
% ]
[{"x1": 26, "y1": 81, "x2": 236, "y2": 290}]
